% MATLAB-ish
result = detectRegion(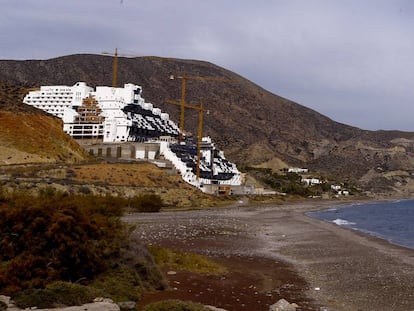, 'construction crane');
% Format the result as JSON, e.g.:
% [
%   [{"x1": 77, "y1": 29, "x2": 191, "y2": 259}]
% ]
[
  {"x1": 102, "y1": 48, "x2": 145, "y2": 87},
  {"x1": 167, "y1": 74, "x2": 234, "y2": 180},
  {"x1": 102, "y1": 48, "x2": 119, "y2": 87},
  {"x1": 166, "y1": 98, "x2": 204, "y2": 179},
  {"x1": 168, "y1": 73, "x2": 233, "y2": 143}
]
